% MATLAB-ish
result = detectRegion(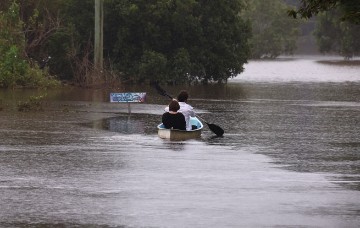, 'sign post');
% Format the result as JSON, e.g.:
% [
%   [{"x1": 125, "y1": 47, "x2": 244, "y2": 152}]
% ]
[{"x1": 94, "y1": 0, "x2": 103, "y2": 70}]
